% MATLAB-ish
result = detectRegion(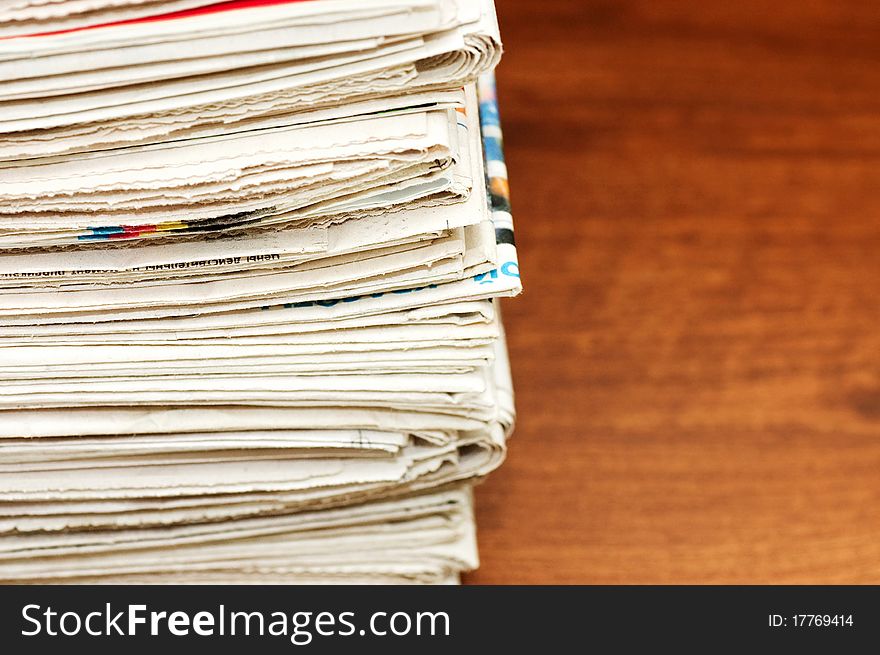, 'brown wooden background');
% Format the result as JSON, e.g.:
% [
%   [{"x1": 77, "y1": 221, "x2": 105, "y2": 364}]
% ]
[{"x1": 463, "y1": 0, "x2": 880, "y2": 584}]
